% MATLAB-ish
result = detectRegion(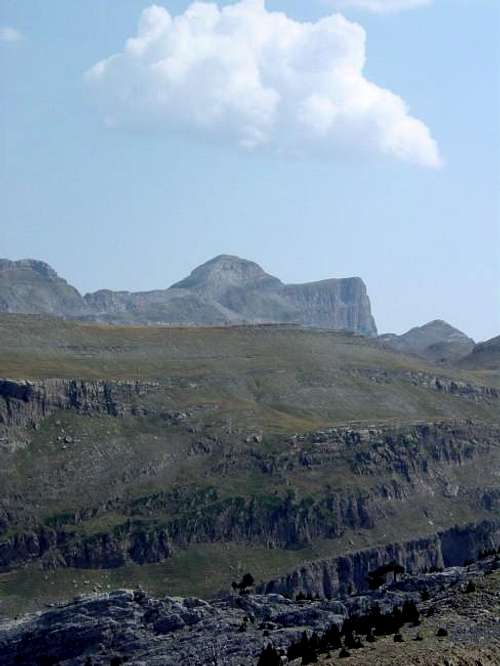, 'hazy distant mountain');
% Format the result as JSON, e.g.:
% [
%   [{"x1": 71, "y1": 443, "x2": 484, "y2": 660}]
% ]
[
  {"x1": 459, "y1": 335, "x2": 500, "y2": 370},
  {"x1": 379, "y1": 319, "x2": 475, "y2": 363},
  {"x1": 0, "y1": 255, "x2": 377, "y2": 335},
  {"x1": 0, "y1": 259, "x2": 87, "y2": 318}
]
